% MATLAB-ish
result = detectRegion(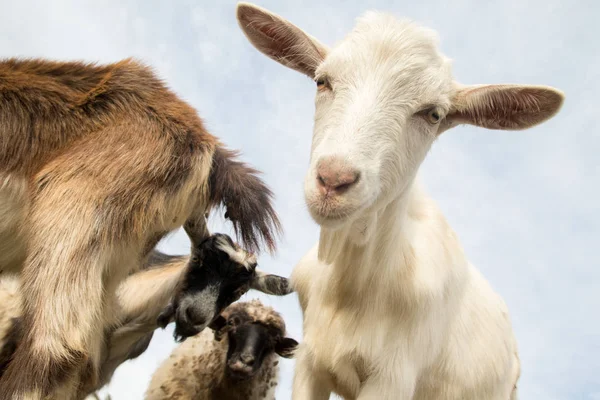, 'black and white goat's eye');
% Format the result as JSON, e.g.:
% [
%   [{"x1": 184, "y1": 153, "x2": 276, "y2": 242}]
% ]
[{"x1": 427, "y1": 109, "x2": 442, "y2": 124}]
